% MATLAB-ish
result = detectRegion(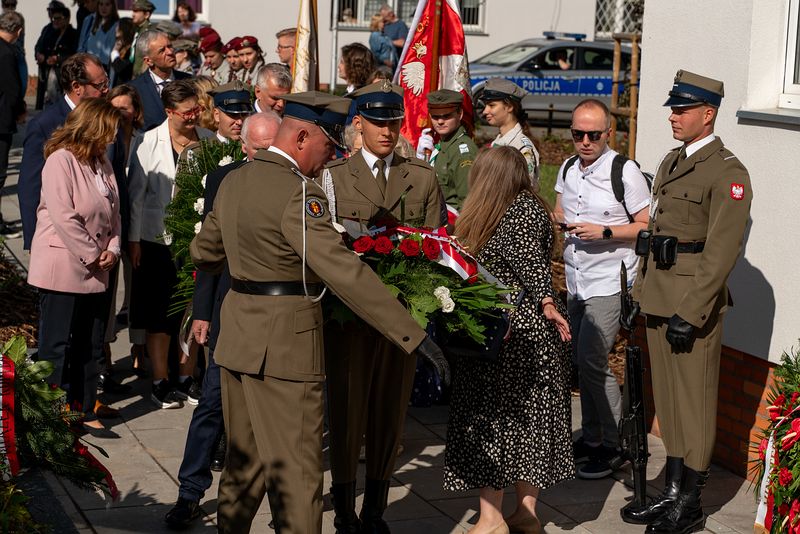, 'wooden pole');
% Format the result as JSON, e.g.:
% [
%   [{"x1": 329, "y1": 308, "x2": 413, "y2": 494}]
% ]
[
  {"x1": 628, "y1": 33, "x2": 640, "y2": 160},
  {"x1": 610, "y1": 35, "x2": 622, "y2": 151},
  {"x1": 429, "y1": 0, "x2": 442, "y2": 93}
]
